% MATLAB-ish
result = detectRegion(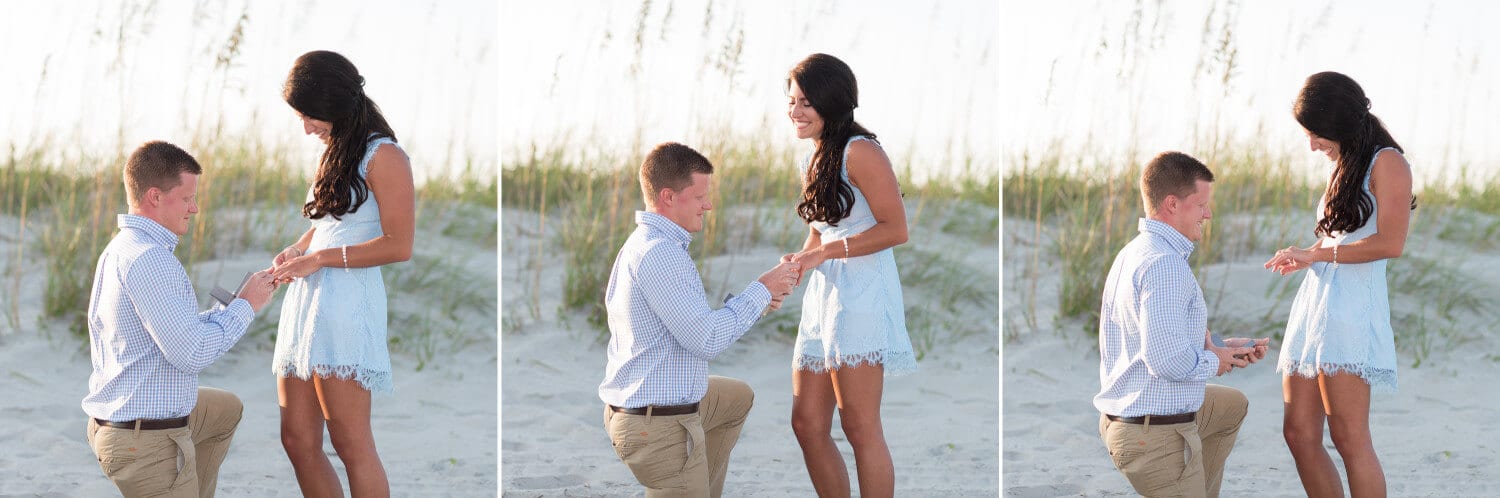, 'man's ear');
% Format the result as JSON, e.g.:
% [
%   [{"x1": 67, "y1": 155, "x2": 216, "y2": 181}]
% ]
[
  {"x1": 142, "y1": 187, "x2": 163, "y2": 208},
  {"x1": 1159, "y1": 194, "x2": 1178, "y2": 215},
  {"x1": 655, "y1": 187, "x2": 674, "y2": 208}
]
